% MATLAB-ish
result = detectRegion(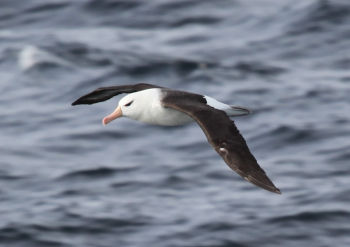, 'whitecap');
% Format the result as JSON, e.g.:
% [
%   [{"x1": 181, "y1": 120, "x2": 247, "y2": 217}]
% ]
[{"x1": 18, "y1": 45, "x2": 72, "y2": 71}]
